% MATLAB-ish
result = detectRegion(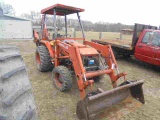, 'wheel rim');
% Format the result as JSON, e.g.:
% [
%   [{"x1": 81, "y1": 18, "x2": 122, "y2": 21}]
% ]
[
  {"x1": 55, "y1": 73, "x2": 63, "y2": 87},
  {"x1": 36, "y1": 52, "x2": 41, "y2": 64}
]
